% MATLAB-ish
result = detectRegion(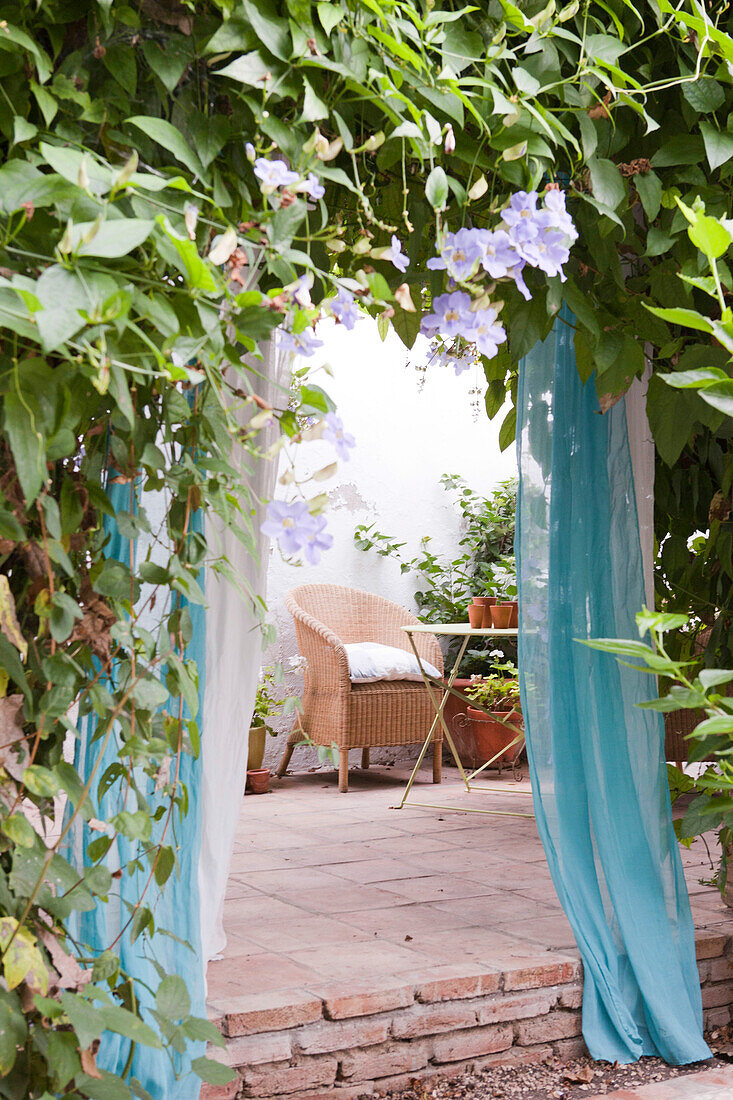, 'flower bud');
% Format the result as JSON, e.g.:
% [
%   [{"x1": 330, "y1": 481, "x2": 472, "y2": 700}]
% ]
[{"x1": 444, "y1": 125, "x2": 455, "y2": 155}]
